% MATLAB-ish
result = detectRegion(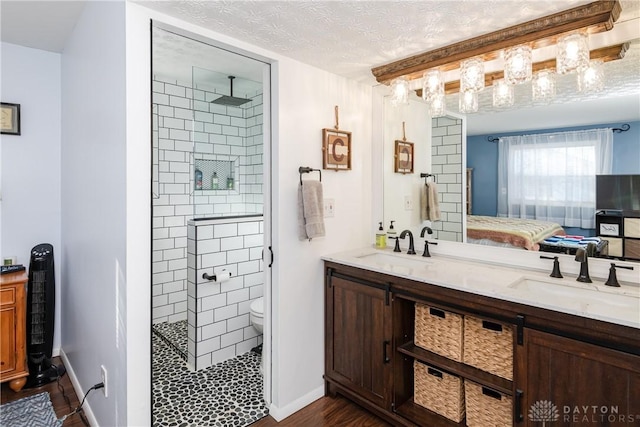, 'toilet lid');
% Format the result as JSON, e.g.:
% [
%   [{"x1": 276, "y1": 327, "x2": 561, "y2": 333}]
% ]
[{"x1": 250, "y1": 297, "x2": 264, "y2": 315}]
